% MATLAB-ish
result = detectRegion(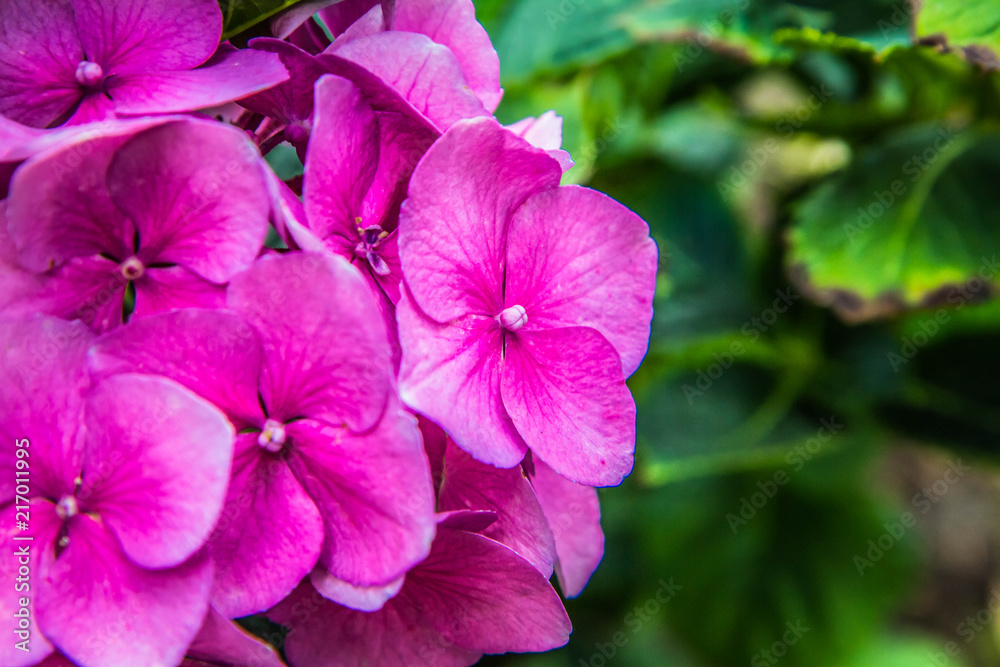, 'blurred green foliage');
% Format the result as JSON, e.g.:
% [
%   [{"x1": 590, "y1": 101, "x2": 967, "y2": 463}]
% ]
[{"x1": 470, "y1": 1, "x2": 1000, "y2": 666}]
